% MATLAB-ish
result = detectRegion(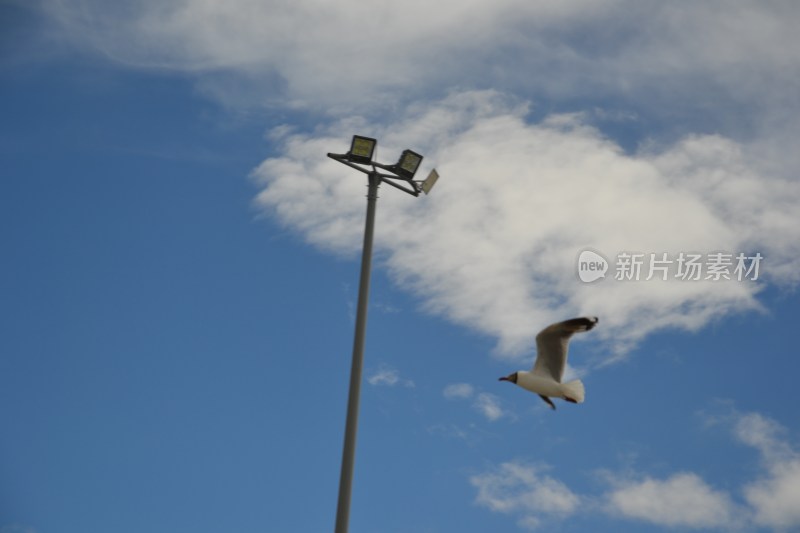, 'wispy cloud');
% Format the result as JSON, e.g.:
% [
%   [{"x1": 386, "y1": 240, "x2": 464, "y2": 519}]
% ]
[
  {"x1": 735, "y1": 413, "x2": 800, "y2": 530},
  {"x1": 470, "y1": 461, "x2": 580, "y2": 530},
  {"x1": 605, "y1": 472, "x2": 739, "y2": 529},
  {"x1": 427, "y1": 423, "x2": 470, "y2": 442},
  {"x1": 443, "y1": 382, "x2": 511, "y2": 421},
  {"x1": 39, "y1": 0, "x2": 800, "y2": 128},
  {"x1": 366, "y1": 365, "x2": 414, "y2": 388},
  {"x1": 473, "y1": 410, "x2": 800, "y2": 531},
  {"x1": 472, "y1": 393, "x2": 506, "y2": 422},
  {"x1": 443, "y1": 382, "x2": 475, "y2": 400}
]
